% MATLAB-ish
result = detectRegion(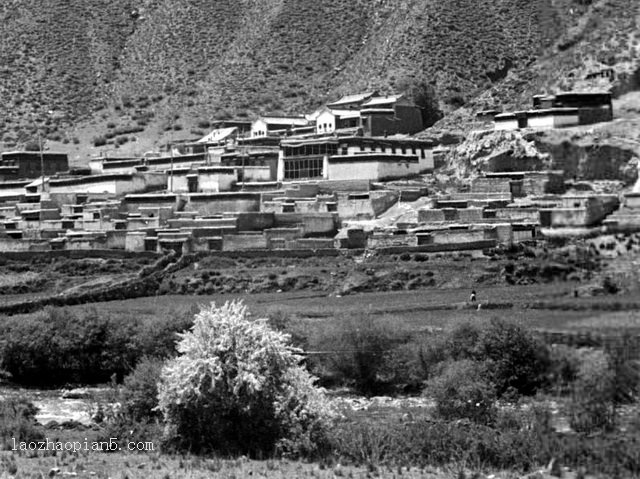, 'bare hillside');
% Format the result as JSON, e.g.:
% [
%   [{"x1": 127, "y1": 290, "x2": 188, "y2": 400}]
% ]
[{"x1": 0, "y1": 0, "x2": 638, "y2": 157}]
